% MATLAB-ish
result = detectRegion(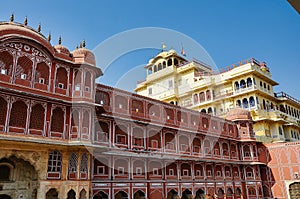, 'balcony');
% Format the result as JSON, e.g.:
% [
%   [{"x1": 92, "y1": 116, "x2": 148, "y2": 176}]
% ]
[{"x1": 234, "y1": 85, "x2": 257, "y2": 95}]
